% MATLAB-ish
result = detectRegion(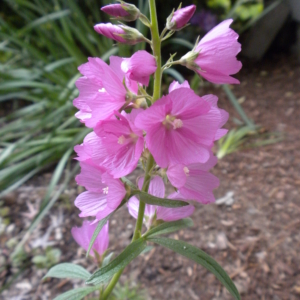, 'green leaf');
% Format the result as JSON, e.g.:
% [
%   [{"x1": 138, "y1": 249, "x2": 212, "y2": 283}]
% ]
[
  {"x1": 133, "y1": 190, "x2": 189, "y2": 208},
  {"x1": 86, "y1": 238, "x2": 147, "y2": 285},
  {"x1": 44, "y1": 263, "x2": 91, "y2": 280},
  {"x1": 144, "y1": 218, "x2": 193, "y2": 238},
  {"x1": 102, "y1": 252, "x2": 114, "y2": 268},
  {"x1": 53, "y1": 286, "x2": 100, "y2": 300},
  {"x1": 148, "y1": 237, "x2": 241, "y2": 300}
]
